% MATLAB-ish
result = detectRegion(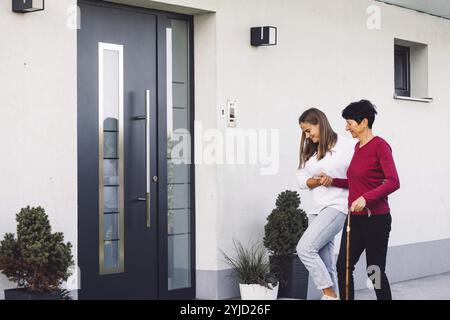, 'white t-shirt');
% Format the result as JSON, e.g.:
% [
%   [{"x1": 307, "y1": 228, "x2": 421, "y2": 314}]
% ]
[{"x1": 296, "y1": 135, "x2": 355, "y2": 215}]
